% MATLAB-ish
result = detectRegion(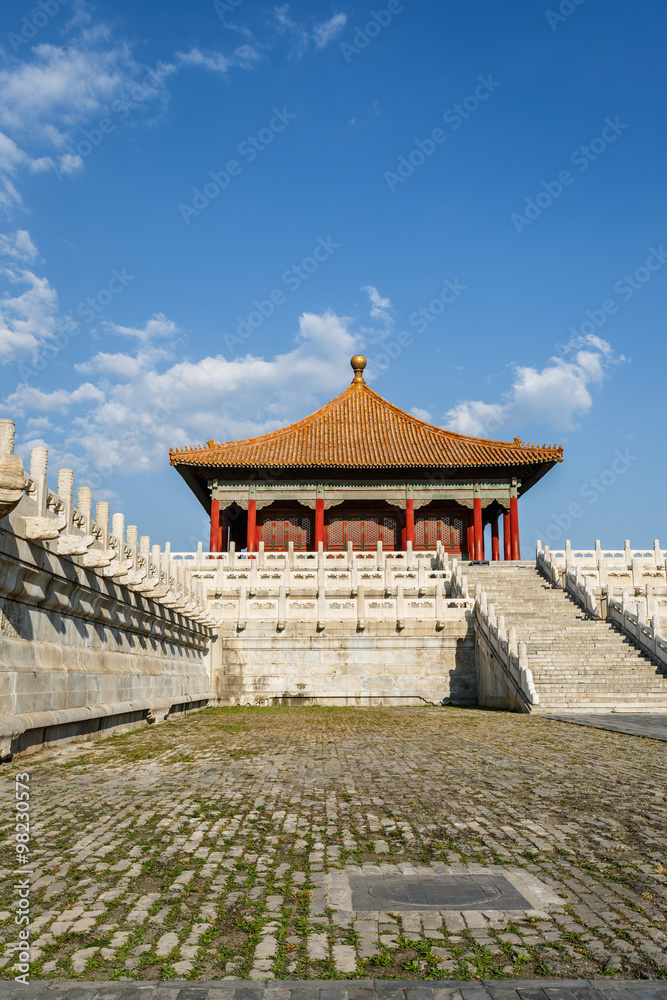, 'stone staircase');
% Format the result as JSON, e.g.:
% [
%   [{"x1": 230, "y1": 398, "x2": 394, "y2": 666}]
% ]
[{"x1": 463, "y1": 561, "x2": 667, "y2": 712}]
